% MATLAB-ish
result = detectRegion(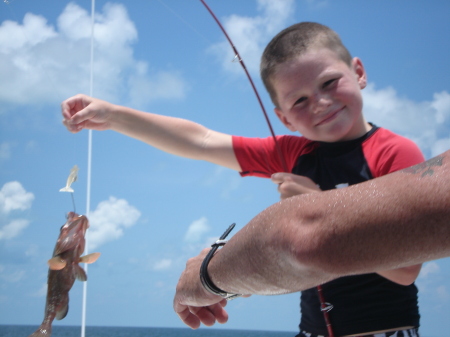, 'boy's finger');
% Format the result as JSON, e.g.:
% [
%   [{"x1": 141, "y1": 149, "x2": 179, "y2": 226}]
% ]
[
  {"x1": 271, "y1": 172, "x2": 287, "y2": 184},
  {"x1": 69, "y1": 106, "x2": 96, "y2": 126},
  {"x1": 61, "y1": 100, "x2": 74, "y2": 119}
]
